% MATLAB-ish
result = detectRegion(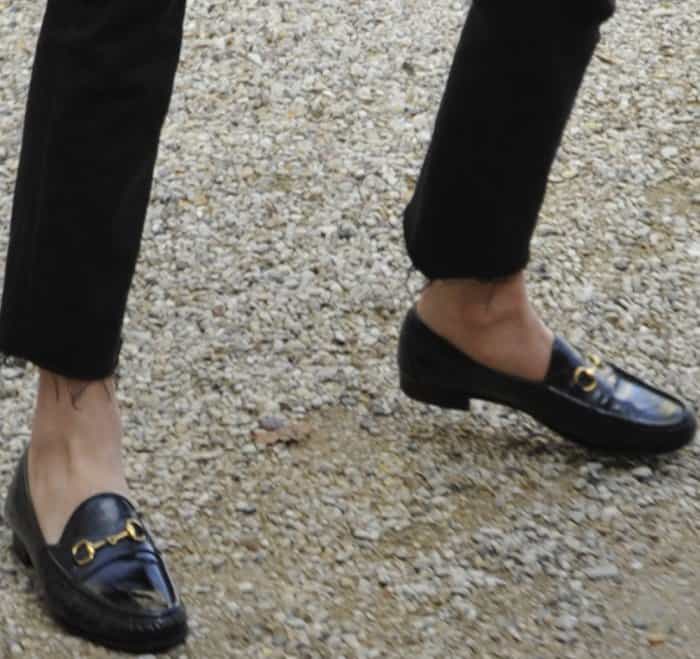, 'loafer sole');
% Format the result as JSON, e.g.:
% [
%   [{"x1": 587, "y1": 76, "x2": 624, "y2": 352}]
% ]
[{"x1": 400, "y1": 373, "x2": 696, "y2": 455}]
